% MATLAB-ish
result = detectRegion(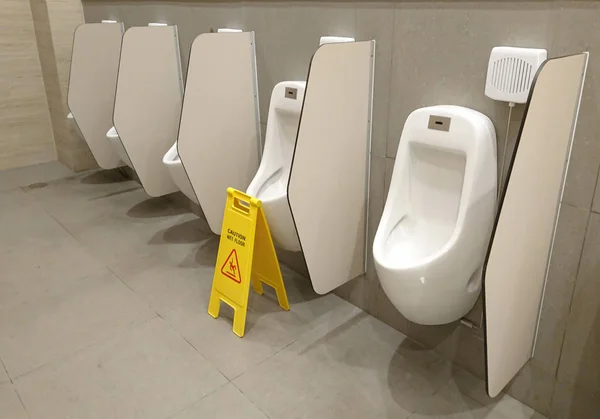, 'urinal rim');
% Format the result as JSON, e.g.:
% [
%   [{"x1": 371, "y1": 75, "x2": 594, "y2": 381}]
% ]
[
  {"x1": 373, "y1": 221, "x2": 462, "y2": 271},
  {"x1": 106, "y1": 126, "x2": 119, "y2": 139},
  {"x1": 162, "y1": 142, "x2": 180, "y2": 165}
]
